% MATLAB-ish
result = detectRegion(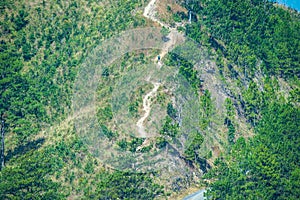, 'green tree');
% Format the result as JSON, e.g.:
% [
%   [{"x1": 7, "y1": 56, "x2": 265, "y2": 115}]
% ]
[
  {"x1": 200, "y1": 89, "x2": 213, "y2": 129},
  {"x1": 0, "y1": 149, "x2": 65, "y2": 199},
  {"x1": 242, "y1": 81, "x2": 262, "y2": 125},
  {"x1": 224, "y1": 98, "x2": 236, "y2": 144},
  {"x1": 167, "y1": 102, "x2": 177, "y2": 119},
  {"x1": 94, "y1": 171, "x2": 164, "y2": 199},
  {"x1": 207, "y1": 102, "x2": 300, "y2": 199},
  {"x1": 184, "y1": 131, "x2": 204, "y2": 162},
  {"x1": 160, "y1": 116, "x2": 179, "y2": 138}
]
